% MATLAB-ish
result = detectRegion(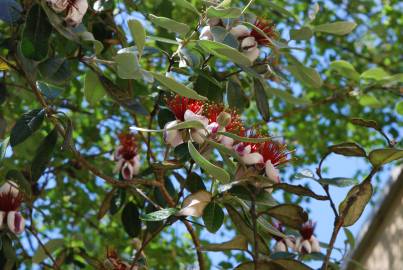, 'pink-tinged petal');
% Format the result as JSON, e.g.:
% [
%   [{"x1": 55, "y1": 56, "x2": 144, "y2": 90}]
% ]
[
  {"x1": 310, "y1": 236, "x2": 321, "y2": 252},
  {"x1": 131, "y1": 155, "x2": 141, "y2": 176},
  {"x1": 184, "y1": 110, "x2": 208, "y2": 126},
  {"x1": 191, "y1": 129, "x2": 208, "y2": 144},
  {"x1": 265, "y1": 160, "x2": 280, "y2": 183},
  {"x1": 65, "y1": 0, "x2": 88, "y2": 27},
  {"x1": 113, "y1": 146, "x2": 124, "y2": 161},
  {"x1": 163, "y1": 120, "x2": 184, "y2": 147},
  {"x1": 121, "y1": 161, "x2": 134, "y2": 180},
  {"x1": 0, "y1": 181, "x2": 20, "y2": 197},
  {"x1": 284, "y1": 235, "x2": 296, "y2": 250},
  {"x1": 274, "y1": 241, "x2": 287, "y2": 253},
  {"x1": 220, "y1": 136, "x2": 234, "y2": 149},
  {"x1": 298, "y1": 239, "x2": 312, "y2": 254},
  {"x1": 241, "y1": 36, "x2": 257, "y2": 51},
  {"x1": 230, "y1": 25, "x2": 250, "y2": 39},
  {"x1": 241, "y1": 152, "x2": 264, "y2": 165},
  {"x1": 243, "y1": 47, "x2": 260, "y2": 62},
  {"x1": 48, "y1": 0, "x2": 68, "y2": 12},
  {"x1": 0, "y1": 211, "x2": 5, "y2": 229},
  {"x1": 7, "y1": 211, "x2": 25, "y2": 235},
  {"x1": 176, "y1": 191, "x2": 212, "y2": 217},
  {"x1": 200, "y1": 26, "x2": 213, "y2": 40}
]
